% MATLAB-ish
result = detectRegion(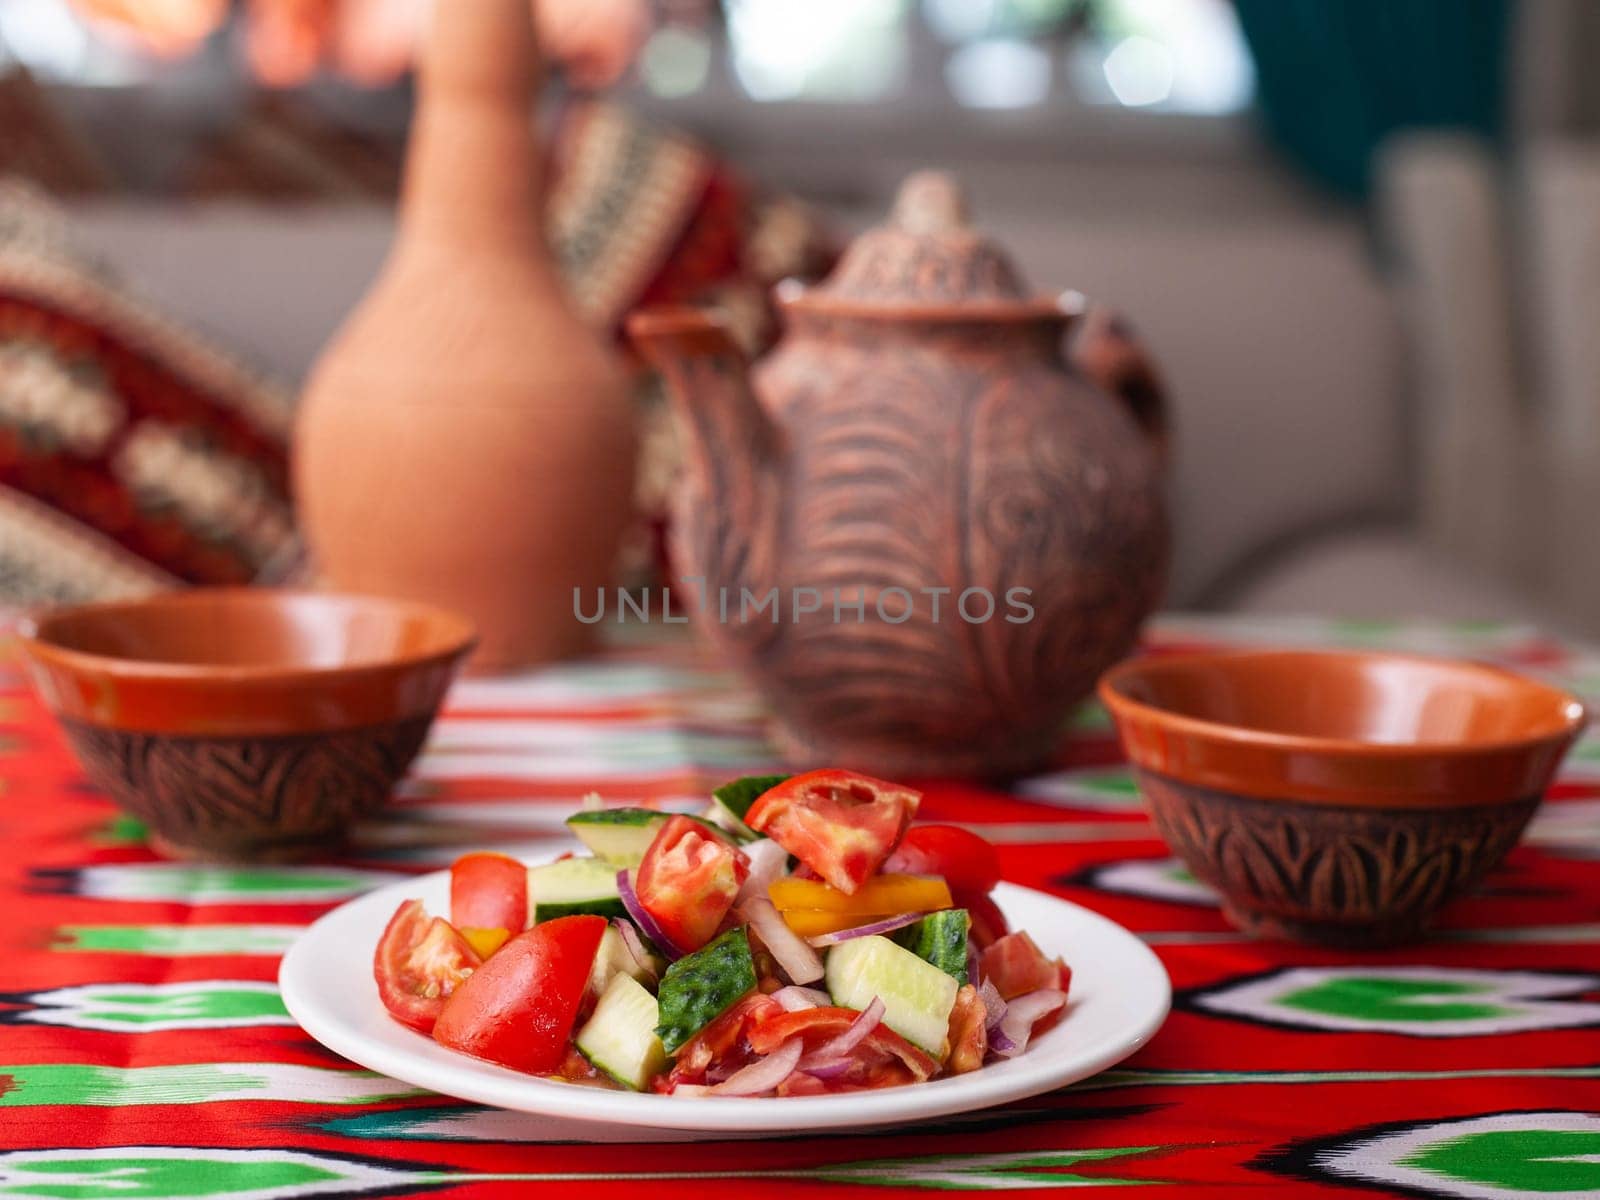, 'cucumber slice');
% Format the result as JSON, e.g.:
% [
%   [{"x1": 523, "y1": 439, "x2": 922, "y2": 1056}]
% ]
[
  {"x1": 654, "y1": 928, "x2": 756, "y2": 1055},
  {"x1": 825, "y1": 934, "x2": 959, "y2": 1056},
  {"x1": 587, "y1": 923, "x2": 663, "y2": 997},
  {"x1": 527, "y1": 857, "x2": 626, "y2": 922},
  {"x1": 566, "y1": 808, "x2": 727, "y2": 866},
  {"x1": 576, "y1": 974, "x2": 668, "y2": 1091},
  {"x1": 898, "y1": 909, "x2": 970, "y2": 985},
  {"x1": 707, "y1": 775, "x2": 789, "y2": 838}
]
